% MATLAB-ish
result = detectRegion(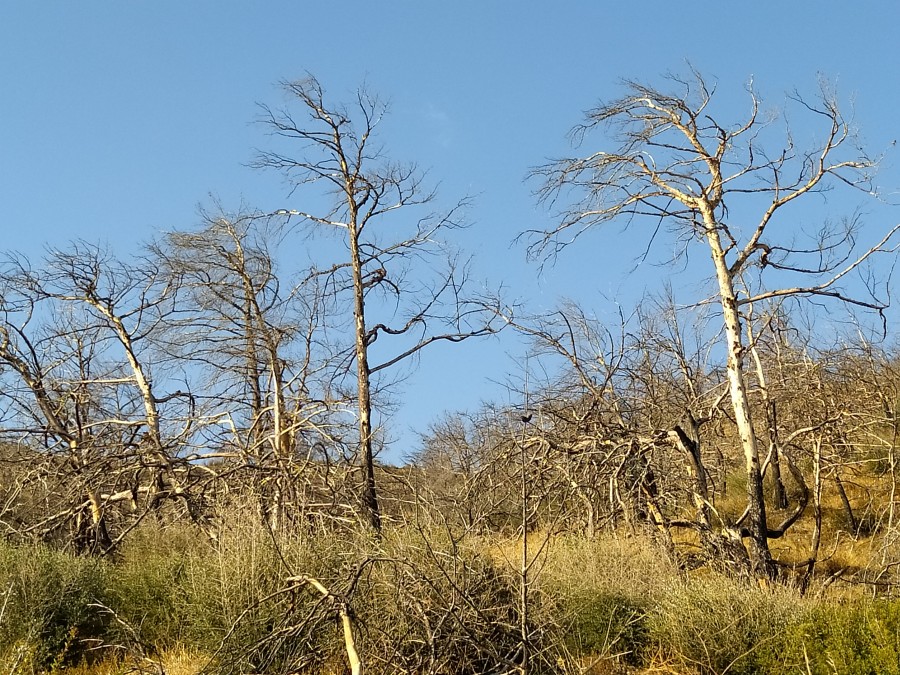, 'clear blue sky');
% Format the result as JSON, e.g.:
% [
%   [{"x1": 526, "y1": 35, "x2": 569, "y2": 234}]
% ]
[{"x1": 3, "y1": 2, "x2": 900, "y2": 460}]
